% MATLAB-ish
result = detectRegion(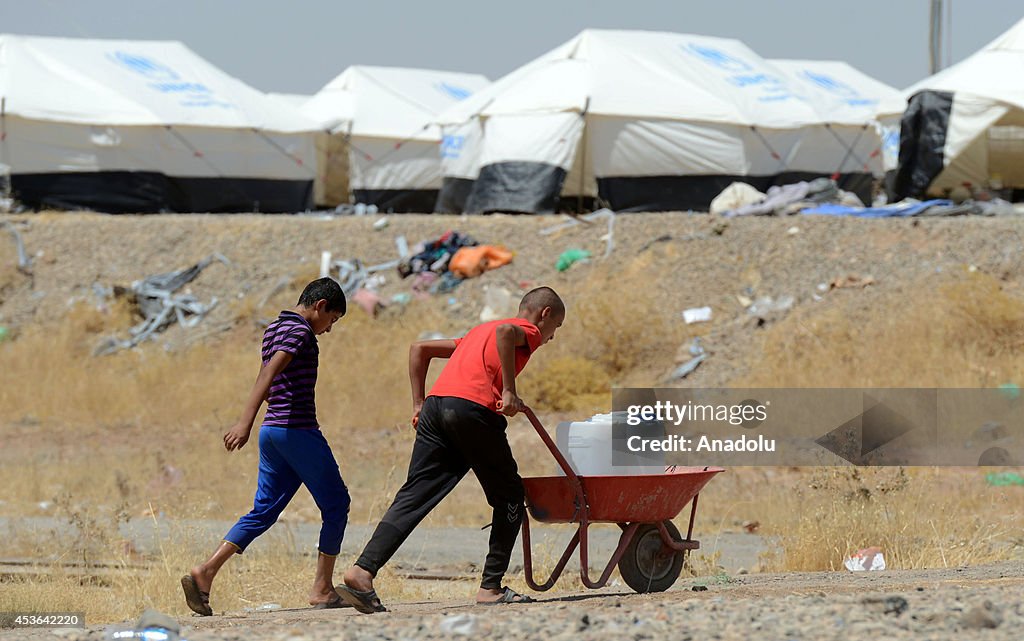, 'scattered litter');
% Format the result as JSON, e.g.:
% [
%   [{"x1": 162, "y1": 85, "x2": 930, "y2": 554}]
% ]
[
  {"x1": 691, "y1": 585, "x2": 708, "y2": 592},
  {"x1": 352, "y1": 288, "x2": 384, "y2": 317},
  {"x1": 432, "y1": 272, "x2": 463, "y2": 294},
  {"x1": 449, "y1": 245, "x2": 513, "y2": 279},
  {"x1": 541, "y1": 209, "x2": 616, "y2": 257},
  {"x1": 391, "y1": 292, "x2": 412, "y2": 306},
  {"x1": 320, "y1": 251, "x2": 332, "y2": 278},
  {"x1": 439, "y1": 613, "x2": 478, "y2": 636},
  {"x1": 38, "y1": 501, "x2": 52, "y2": 511},
  {"x1": 787, "y1": 226, "x2": 800, "y2": 235},
  {"x1": 736, "y1": 294, "x2": 752, "y2": 308},
  {"x1": 479, "y1": 286, "x2": 515, "y2": 323},
  {"x1": 985, "y1": 472, "x2": 1024, "y2": 487},
  {"x1": 816, "y1": 282, "x2": 829, "y2": 292},
  {"x1": 723, "y1": 178, "x2": 844, "y2": 217},
  {"x1": 682, "y1": 306, "x2": 712, "y2": 324},
  {"x1": 667, "y1": 338, "x2": 706, "y2": 380},
  {"x1": 243, "y1": 603, "x2": 282, "y2": 613},
  {"x1": 372, "y1": 217, "x2": 389, "y2": 231},
  {"x1": 418, "y1": 331, "x2": 447, "y2": 341},
  {"x1": 0, "y1": 325, "x2": 7, "y2": 343},
  {"x1": 843, "y1": 546, "x2": 885, "y2": 572},
  {"x1": 105, "y1": 609, "x2": 182, "y2": 641},
  {"x1": 830, "y1": 274, "x2": 875, "y2": 290},
  {"x1": 965, "y1": 422, "x2": 1009, "y2": 448},
  {"x1": 556, "y1": 248, "x2": 591, "y2": 272},
  {"x1": 747, "y1": 295, "x2": 794, "y2": 318},
  {"x1": 742, "y1": 520, "x2": 760, "y2": 534},
  {"x1": 399, "y1": 231, "x2": 478, "y2": 279},
  {"x1": 94, "y1": 254, "x2": 229, "y2": 356},
  {"x1": 0, "y1": 220, "x2": 33, "y2": 273},
  {"x1": 998, "y1": 382, "x2": 1020, "y2": 400}
]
